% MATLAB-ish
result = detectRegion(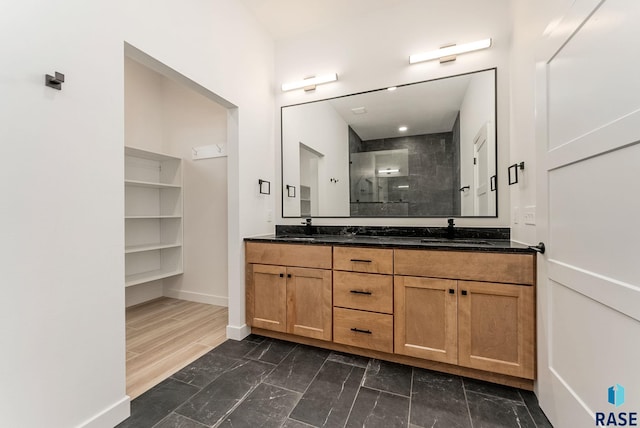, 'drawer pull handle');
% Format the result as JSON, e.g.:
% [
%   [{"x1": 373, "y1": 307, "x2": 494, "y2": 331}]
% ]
[
  {"x1": 350, "y1": 290, "x2": 372, "y2": 295},
  {"x1": 350, "y1": 259, "x2": 372, "y2": 263},
  {"x1": 350, "y1": 327, "x2": 372, "y2": 334},
  {"x1": 449, "y1": 289, "x2": 455, "y2": 294},
  {"x1": 461, "y1": 290, "x2": 468, "y2": 296}
]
